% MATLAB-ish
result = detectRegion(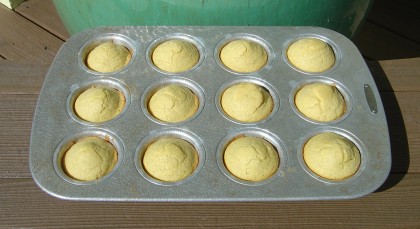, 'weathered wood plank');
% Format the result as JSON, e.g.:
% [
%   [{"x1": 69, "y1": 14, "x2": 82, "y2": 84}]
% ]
[
  {"x1": 0, "y1": 175, "x2": 419, "y2": 228},
  {"x1": 367, "y1": 0, "x2": 420, "y2": 44},
  {"x1": 368, "y1": 58, "x2": 420, "y2": 92},
  {"x1": 15, "y1": 0, "x2": 70, "y2": 41},
  {"x1": 353, "y1": 22, "x2": 420, "y2": 60},
  {"x1": 381, "y1": 92, "x2": 418, "y2": 174},
  {"x1": 0, "y1": 4, "x2": 63, "y2": 62},
  {"x1": 0, "y1": 61, "x2": 49, "y2": 94},
  {"x1": 0, "y1": 95, "x2": 35, "y2": 178},
  {"x1": 395, "y1": 0, "x2": 420, "y2": 11}
]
